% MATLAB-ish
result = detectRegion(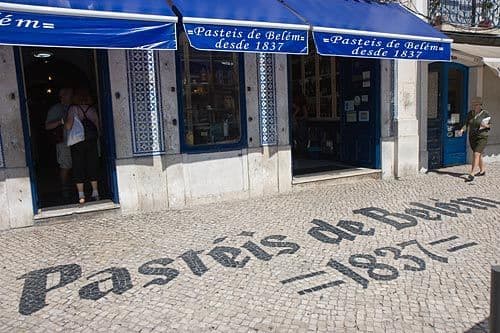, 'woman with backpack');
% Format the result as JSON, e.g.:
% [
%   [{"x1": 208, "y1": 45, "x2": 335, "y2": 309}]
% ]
[{"x1": 65, "y1": 88, "x2": 100, "y2": 204}]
